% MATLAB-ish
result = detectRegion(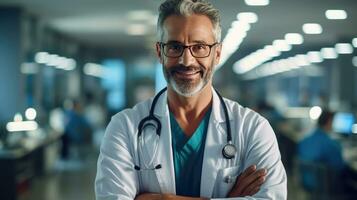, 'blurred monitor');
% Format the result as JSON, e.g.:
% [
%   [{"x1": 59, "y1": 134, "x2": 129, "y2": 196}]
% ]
[{"x1": 332, "y1": 112, "x2": 355, "y2": 135}]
